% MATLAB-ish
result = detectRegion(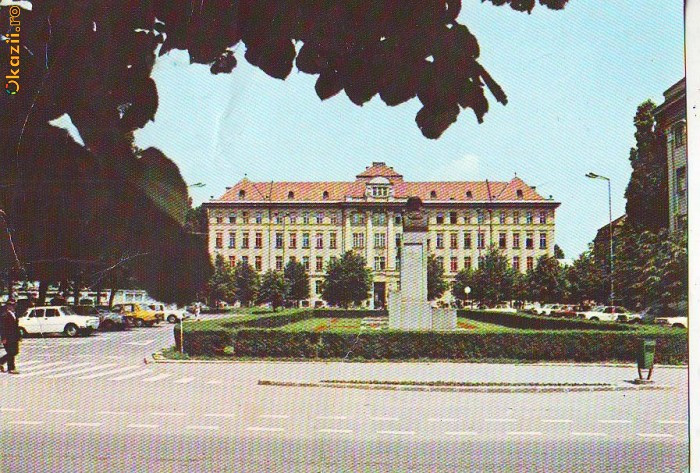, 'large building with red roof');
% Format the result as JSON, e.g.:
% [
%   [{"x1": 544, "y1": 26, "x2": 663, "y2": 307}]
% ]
[{"x1": 205, "y1": 162, "x2": 560, "y2": 307}]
